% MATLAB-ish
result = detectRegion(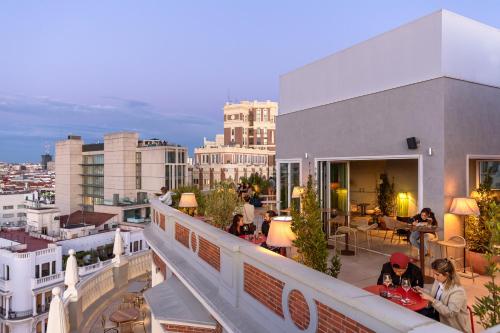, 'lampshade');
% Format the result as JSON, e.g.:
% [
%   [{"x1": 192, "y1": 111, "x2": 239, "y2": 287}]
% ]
[
  {"x1": 291, "y1": 186, "x2": 305, "y2": 198},
  {"x1": 266, "y1": 216, "x2": 296, "y2": 247},
  {"x1": 449, "y1": 197, "x2": 480, "y2": 216},
  {"x1": 179, "y1": 193, "x2": 198, "y2": 208}
]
